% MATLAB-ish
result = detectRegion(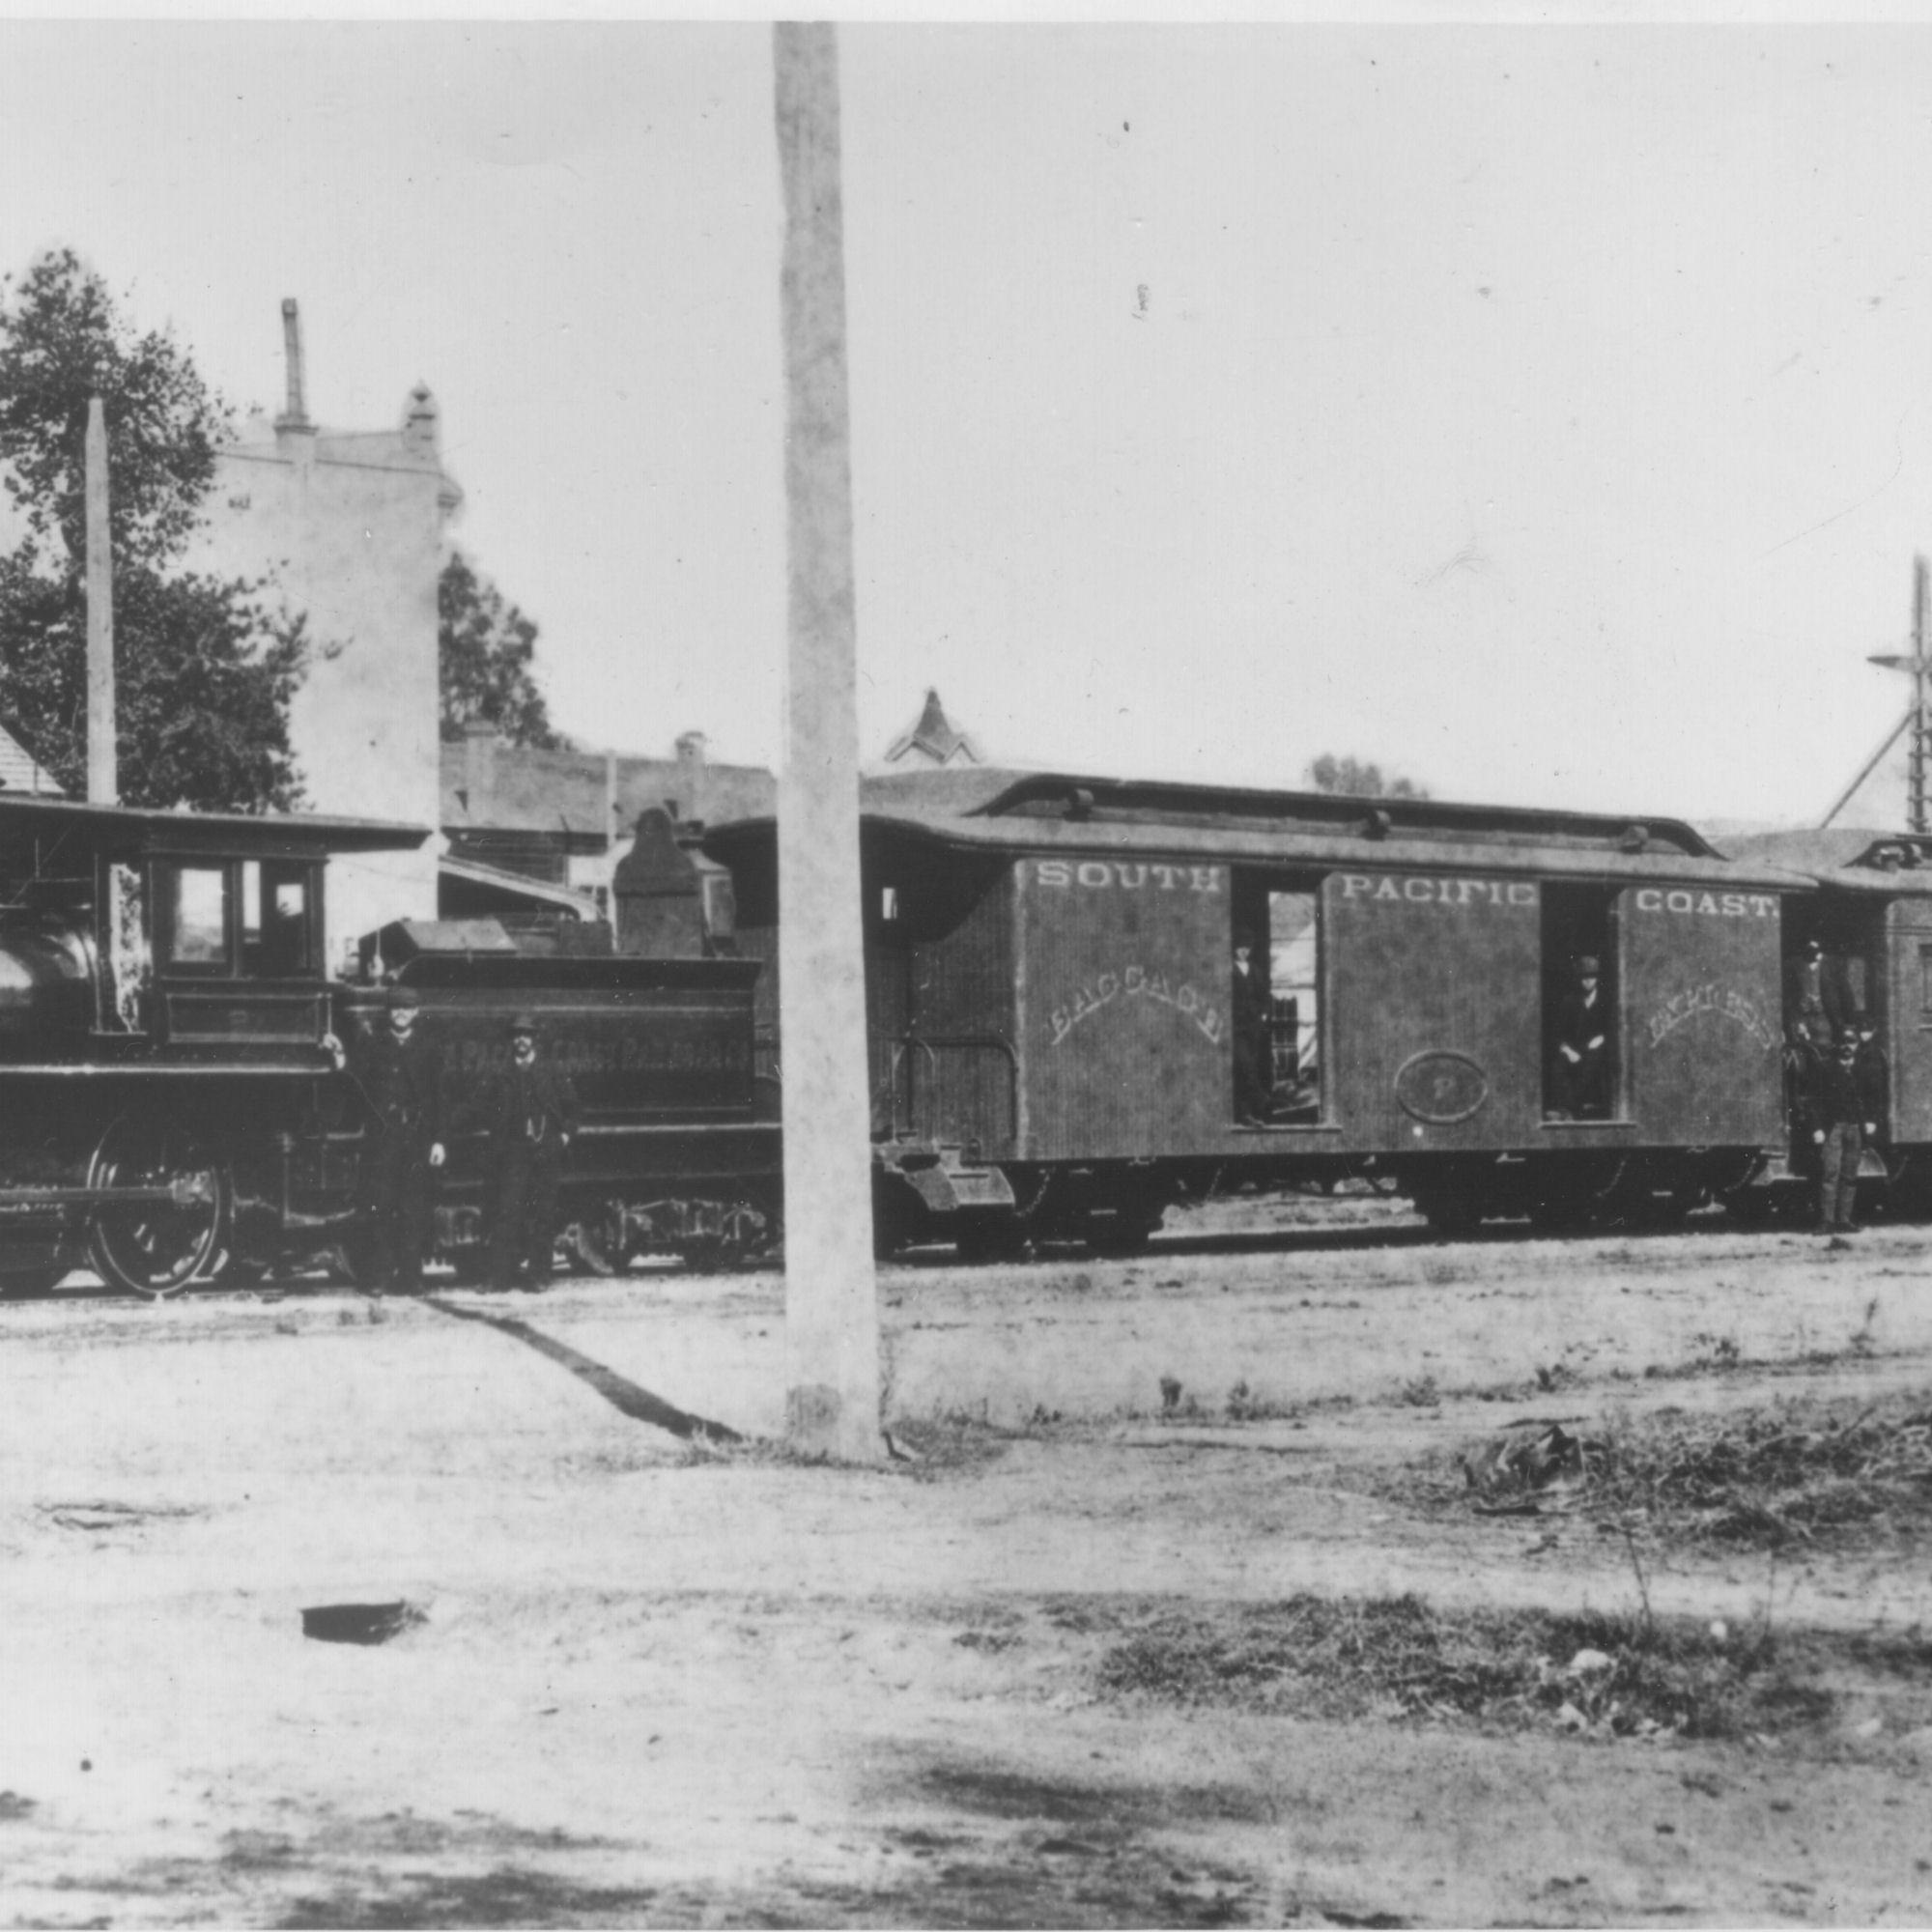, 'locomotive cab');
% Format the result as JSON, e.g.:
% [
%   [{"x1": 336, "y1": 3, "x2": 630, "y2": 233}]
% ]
[{"x1": 138, "y1": 851, "x2": 333, "y2": 1055}]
